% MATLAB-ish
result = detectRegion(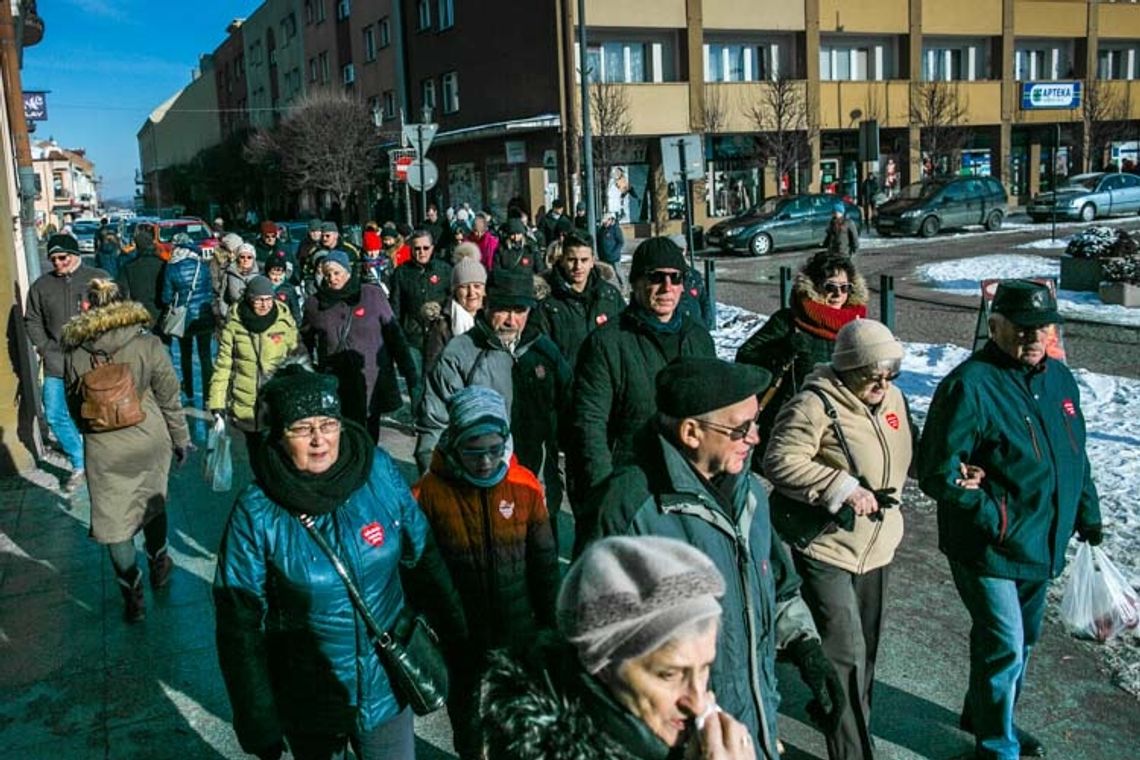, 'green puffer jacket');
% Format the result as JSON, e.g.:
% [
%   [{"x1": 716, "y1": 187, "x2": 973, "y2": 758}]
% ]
[
  {"x1": 917, "y1": 341, "x2": 1101, "y2": 581},
  {"x1": 593, "y1": 426, "x2": 820, "y2": 758},
  {"x1": 207, "y1": 303, "x2": 300, "y2": 427},
  {"x1": 568, "y1": 307, "x2": 714, "y2": 504},
  {"x1": 535, "y1": 265, "x2": 625, "y2": 369}
]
